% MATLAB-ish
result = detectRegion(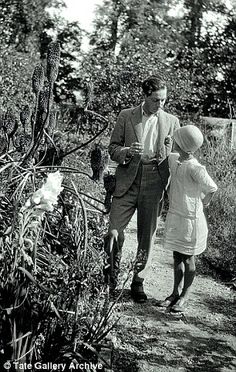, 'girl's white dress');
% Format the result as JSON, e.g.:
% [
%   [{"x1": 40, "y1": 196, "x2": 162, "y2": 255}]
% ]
[{"x1": 164, "y1": 153, "x2": 218, "y2": 255}]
